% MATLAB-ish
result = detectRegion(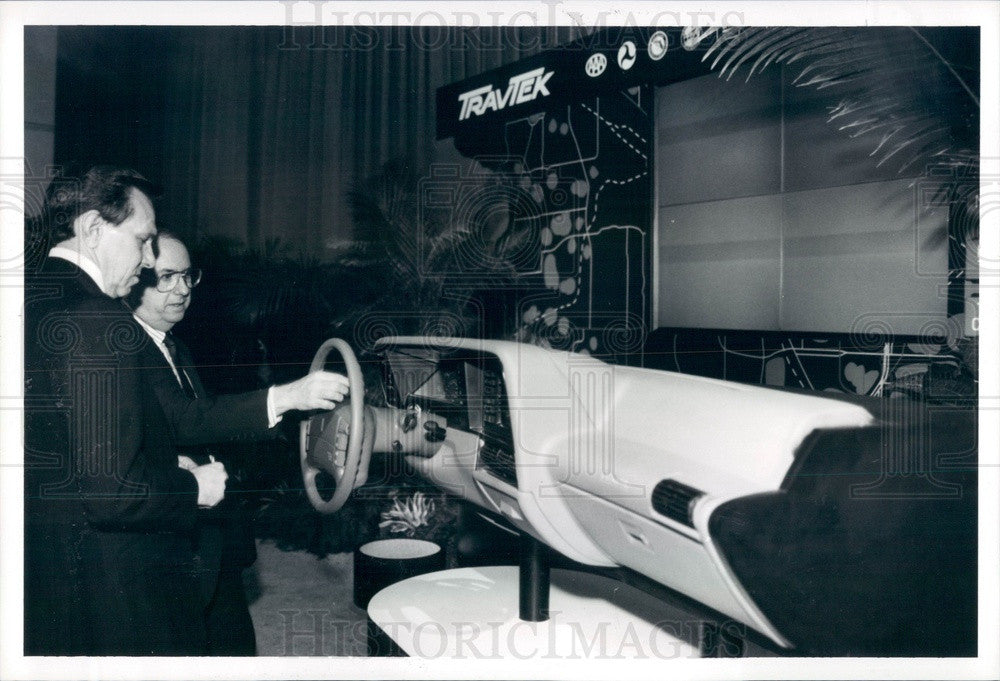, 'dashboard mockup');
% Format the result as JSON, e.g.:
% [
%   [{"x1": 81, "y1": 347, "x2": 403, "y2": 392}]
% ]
[
  {"x1": 381, "y1": 345, "x2": 518, "y2": 486},
  {"x1": 374, "y1": 336, "x2": 877, "y2": 648}
]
